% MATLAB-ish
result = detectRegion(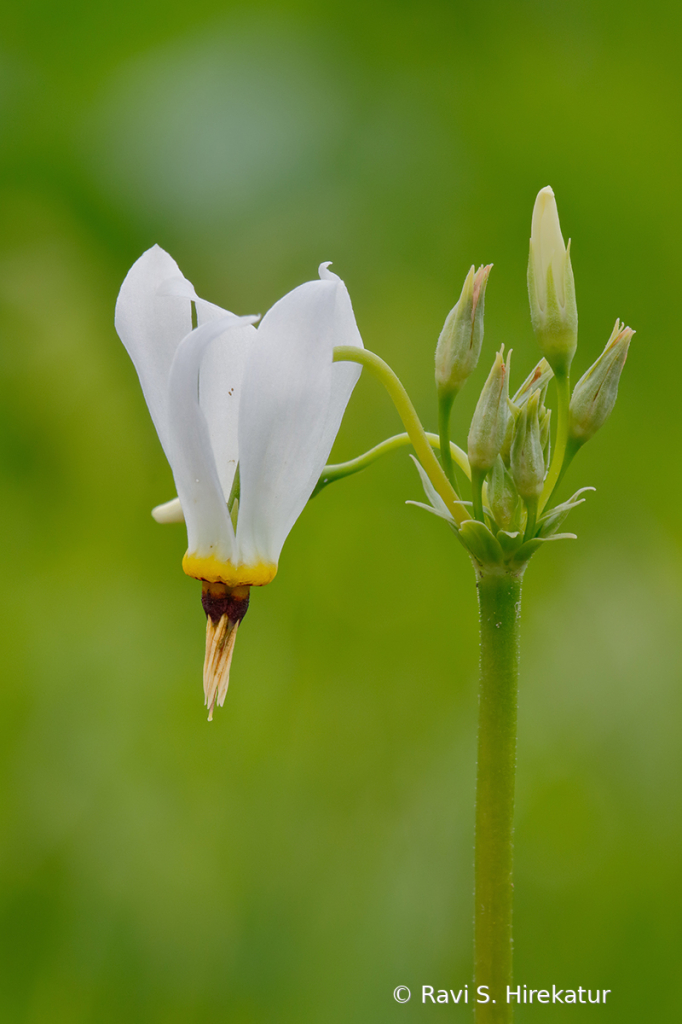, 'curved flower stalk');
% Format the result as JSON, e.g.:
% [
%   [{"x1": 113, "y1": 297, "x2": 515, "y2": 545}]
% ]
[{"x1": 115, "y1": 246, "x2": 363, "y2": 717}]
